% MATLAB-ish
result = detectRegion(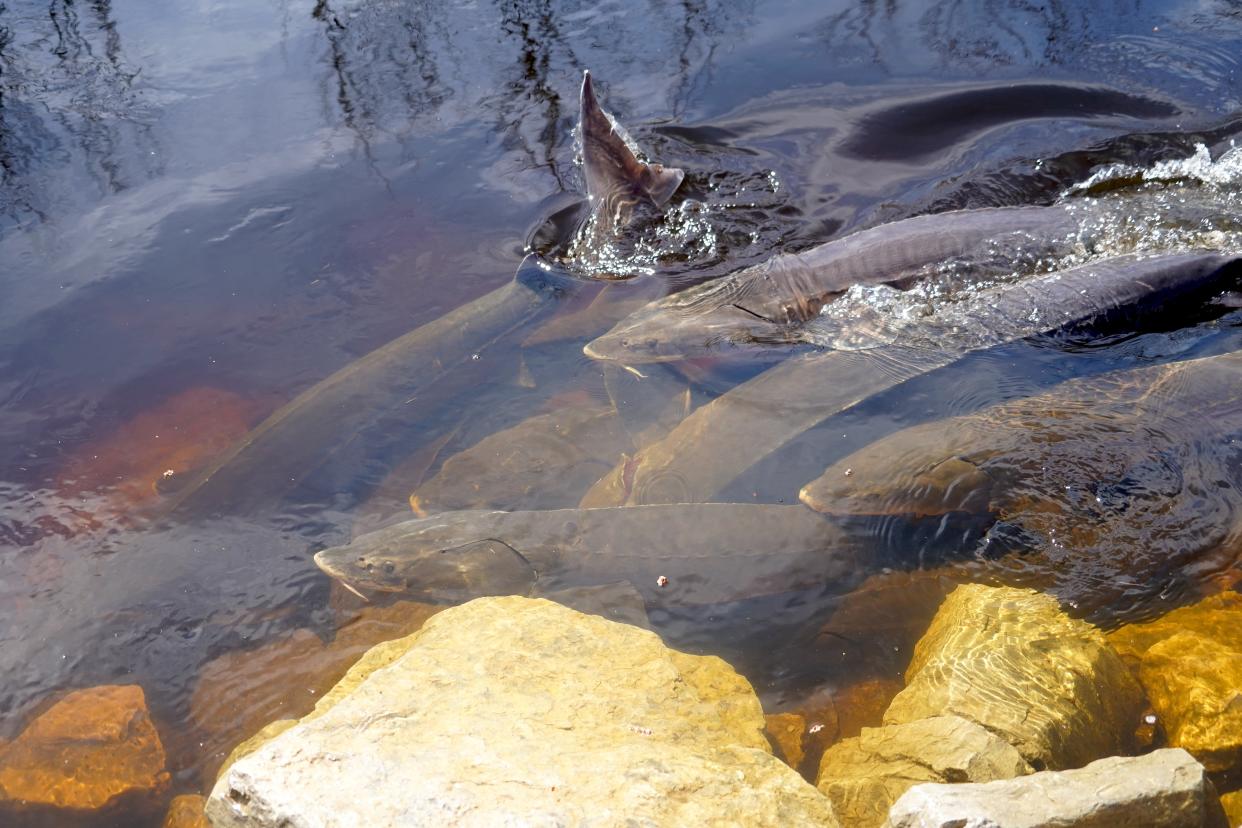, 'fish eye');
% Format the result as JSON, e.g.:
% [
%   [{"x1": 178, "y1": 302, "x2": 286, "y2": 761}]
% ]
[{"x1": 382, "y1": 562, "x2": 396, "y2": 574}]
